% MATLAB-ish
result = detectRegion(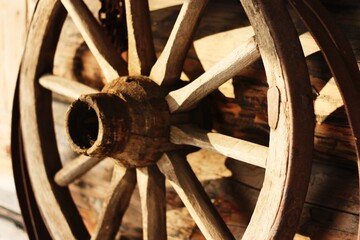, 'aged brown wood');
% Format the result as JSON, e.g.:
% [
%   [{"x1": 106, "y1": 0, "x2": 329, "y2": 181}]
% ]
[
  {"x1": 54, "y1": 155, "x2": 105, "y2": 186},
  {"x1": 92, "y1": 164, "x2": 136, "y2": 240},
  {"x1": 166, "y1": 36, "x2": 259, "y2": 113},
  {"x1": 65, "y1": 76, "x2": 177, "y2": 167},
  {"x1": 289, "y1": 1, "x2": 360, "y2": 238},
  {"x1": 39, "y1": 74, "x2": 99, "y2": 100},
  {"x1": 170, "y1": 125, "x2": 267, "y2": 168},
  {"x1": 15, "y1": 0, "x2": 316, "y2": 239},
  {"x1": 240, "y1": 0, "x2": 314, "y2": 238},
  {"x1": 60, "y1": 0, "x2": 127, "y2": 80},
  {"x1": 150, "y1": 0, "x2": 208, "y2": 86},
  {"x1": 65, "y1": 93, "x2": 131, "y2": 157},
  {"x1": 157, "y1": 152, "x2": 235, "y2": 240},
  {"x1": 18, "y1": 0, "x2": 89, "y2": 238},
  {"x1": 267, "y1": 86, "x2": 280, "y2": 130},
  {"x1": 124, "y1": 0, "x2": 156, "y2": 75},
  {"x1": 136, "y1": 166, "x2": 166, "y2": 240}
]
